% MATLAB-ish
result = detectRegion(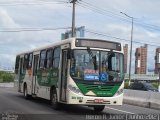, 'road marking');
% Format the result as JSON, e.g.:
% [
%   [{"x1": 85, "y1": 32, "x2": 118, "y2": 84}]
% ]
[{"x1": 105, "y1": 106, "x2": 135, "y2": 114}]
